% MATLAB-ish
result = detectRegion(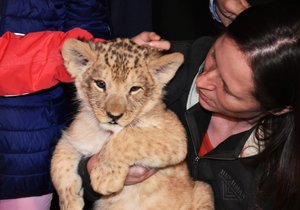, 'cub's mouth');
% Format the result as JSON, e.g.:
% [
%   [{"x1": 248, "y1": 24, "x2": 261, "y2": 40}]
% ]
[
  {"x1": 108, "y1": 120, "x2": 118, "y2": 125},
  {"x1": 106, "y1": 112, "x2": 123, "y2": 125}
]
